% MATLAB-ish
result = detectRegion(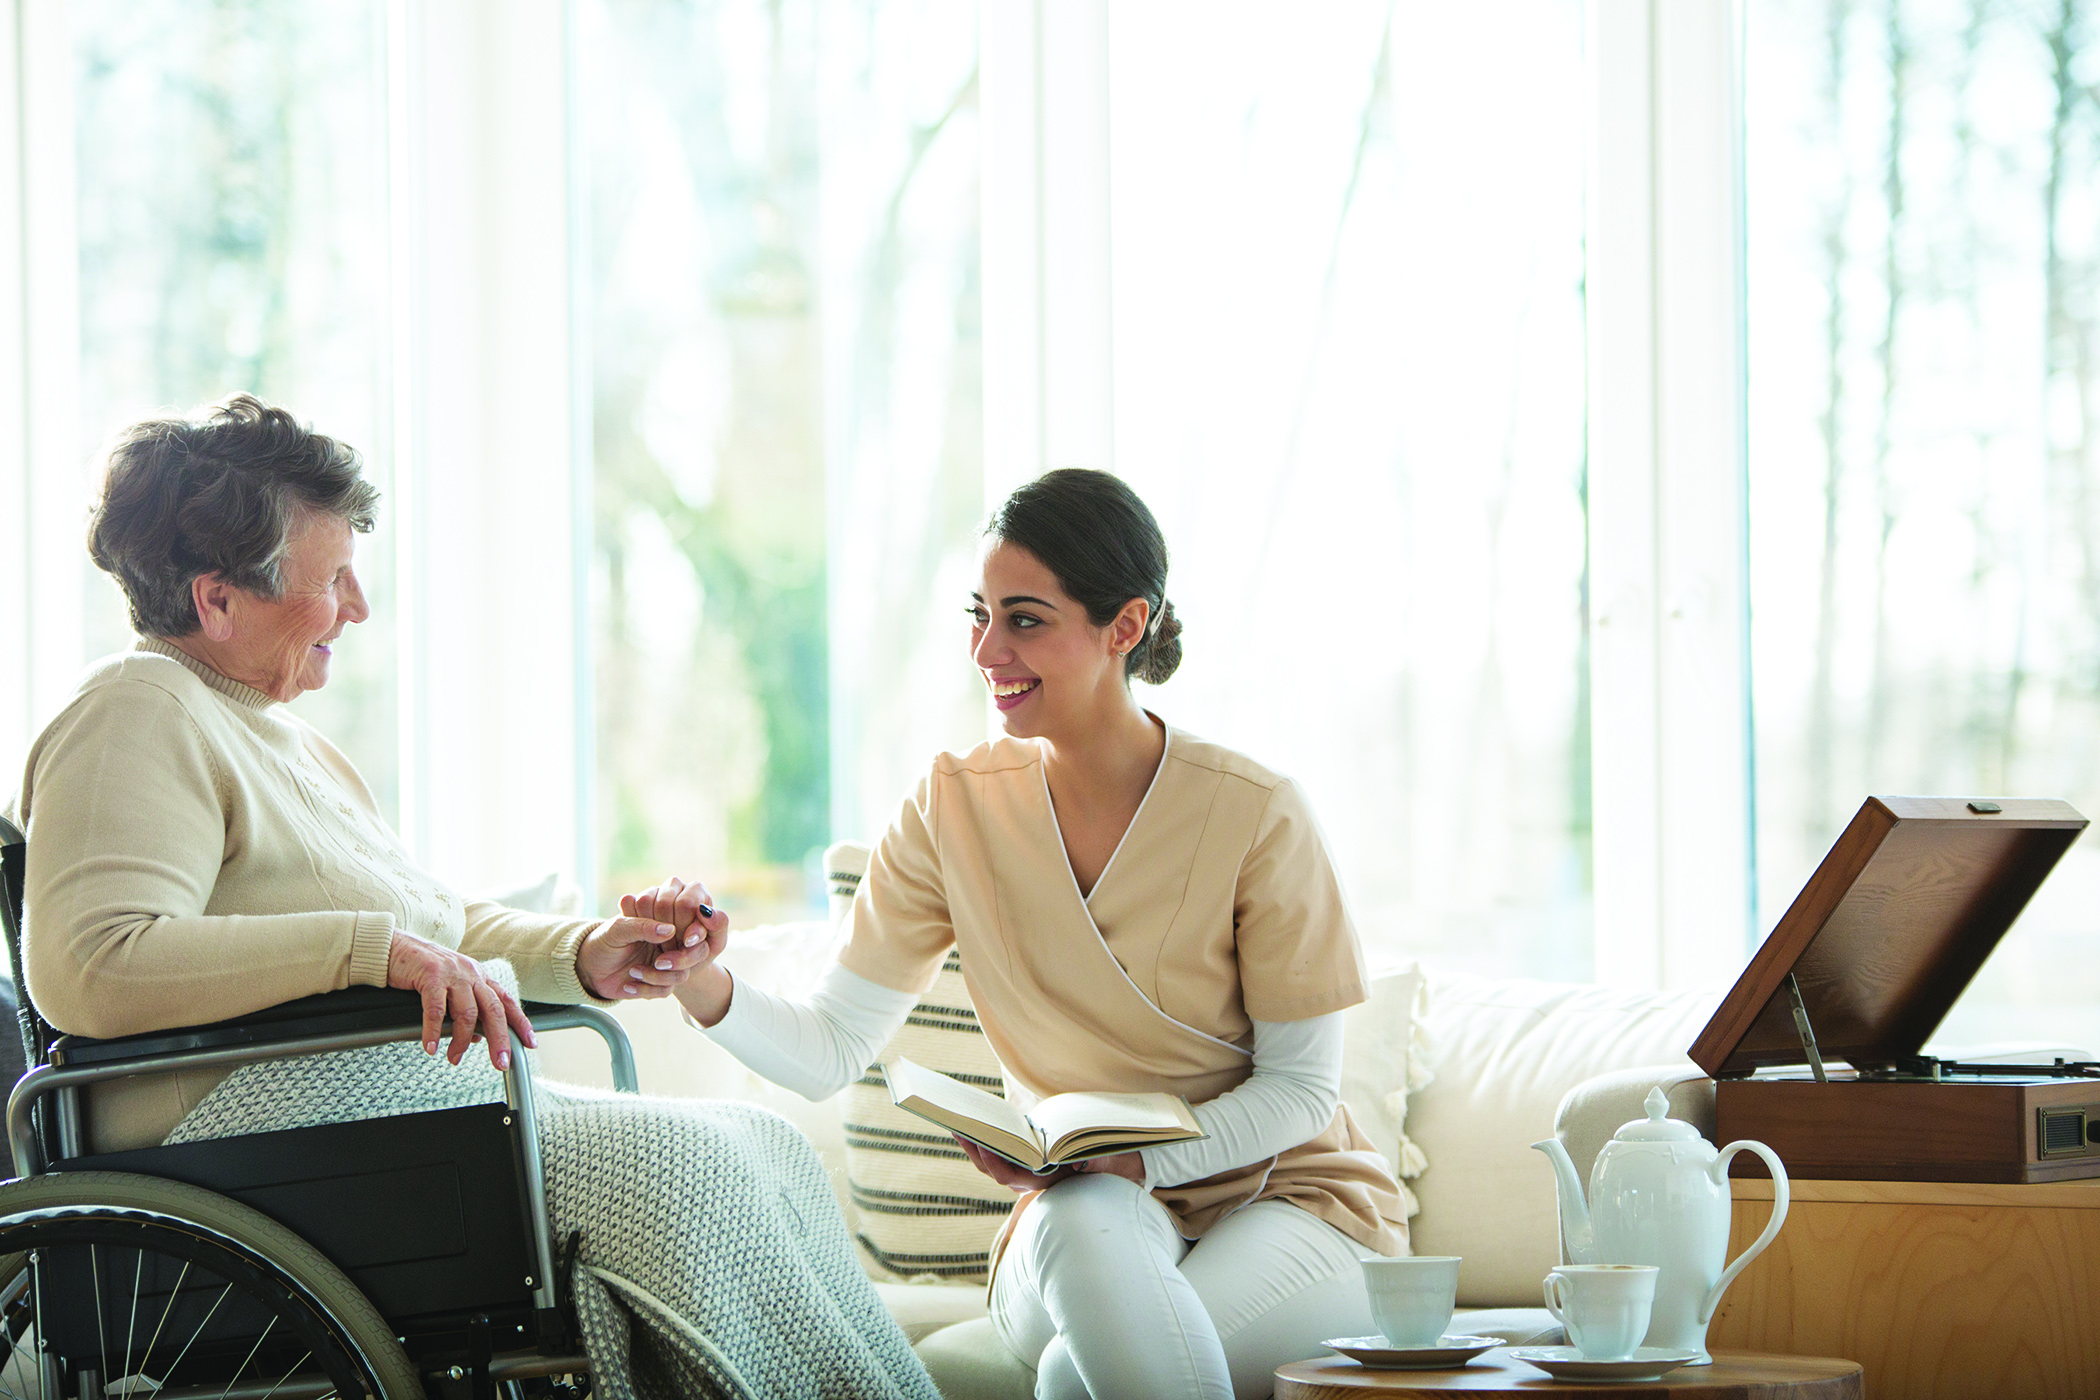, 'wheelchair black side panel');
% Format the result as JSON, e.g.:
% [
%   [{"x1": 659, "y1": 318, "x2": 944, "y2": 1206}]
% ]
[{"x1": 62, "y1": 1102, "x2": 537, "y2": 1336}]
